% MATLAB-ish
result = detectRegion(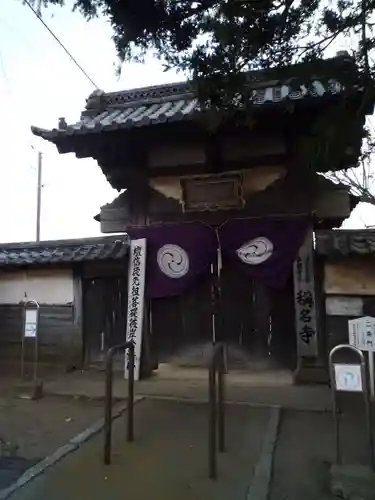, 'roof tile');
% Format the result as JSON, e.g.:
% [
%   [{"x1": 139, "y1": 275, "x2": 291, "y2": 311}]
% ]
[
  {"x1": 31, "y1": 76, "x2": 350, "y2": 142},
  {"x1": 0, "y1": 236, "x2": 129, "y2": 268},
  {"x1": 316, "y1": 230, "x2": 375, "y2": 256}
]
